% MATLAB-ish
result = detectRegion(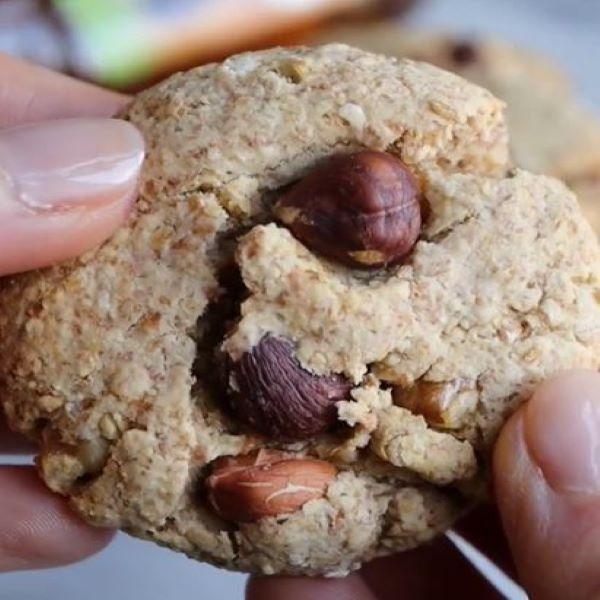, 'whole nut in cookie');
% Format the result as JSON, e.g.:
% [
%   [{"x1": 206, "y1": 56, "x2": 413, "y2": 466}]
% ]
[
  {"x1": 274, "y1": 151, "x2": 421, "y2": 269},
  {"x1": 228, "y1": 335, "x2": 351, "y2": 441},
  {"x1": 205, "y1": 449, "x2": 337, "y2": 522}
]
